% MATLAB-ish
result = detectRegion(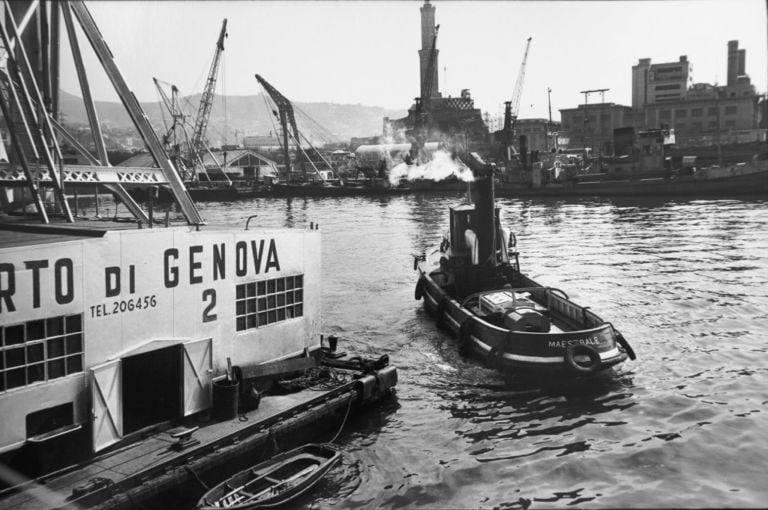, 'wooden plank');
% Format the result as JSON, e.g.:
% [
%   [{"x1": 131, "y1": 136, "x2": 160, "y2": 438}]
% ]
[{"x1": 238, "y1": 357, "x2": 317, "y2": 380}]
